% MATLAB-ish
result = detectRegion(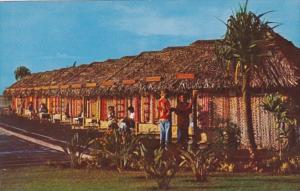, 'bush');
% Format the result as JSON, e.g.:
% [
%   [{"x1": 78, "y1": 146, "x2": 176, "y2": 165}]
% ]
[
  {"x1": 262, "y1": 93, "x2": 299, "y2": 153},
  {"x1": 63, "y1": 129, "x2": 98, "y2": 168},
  {"x1": 179, "y1": 145, "x2": 220, "y2": 182},
  {"x1": 215, "y1": 121, "x2": 241, "y2": 151},
  {"x1": 95, "y1": 129, "x2": 150, "y2": 172},
  {"x1": 140, "y1": 145, "x2": 180, "y2": 189},
  {"x1": 218, "y1": 162, "x2": 235, "y2": 172},
  {"x1": 262, "y1": 145, "x2": 300, "y2": 174}
]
